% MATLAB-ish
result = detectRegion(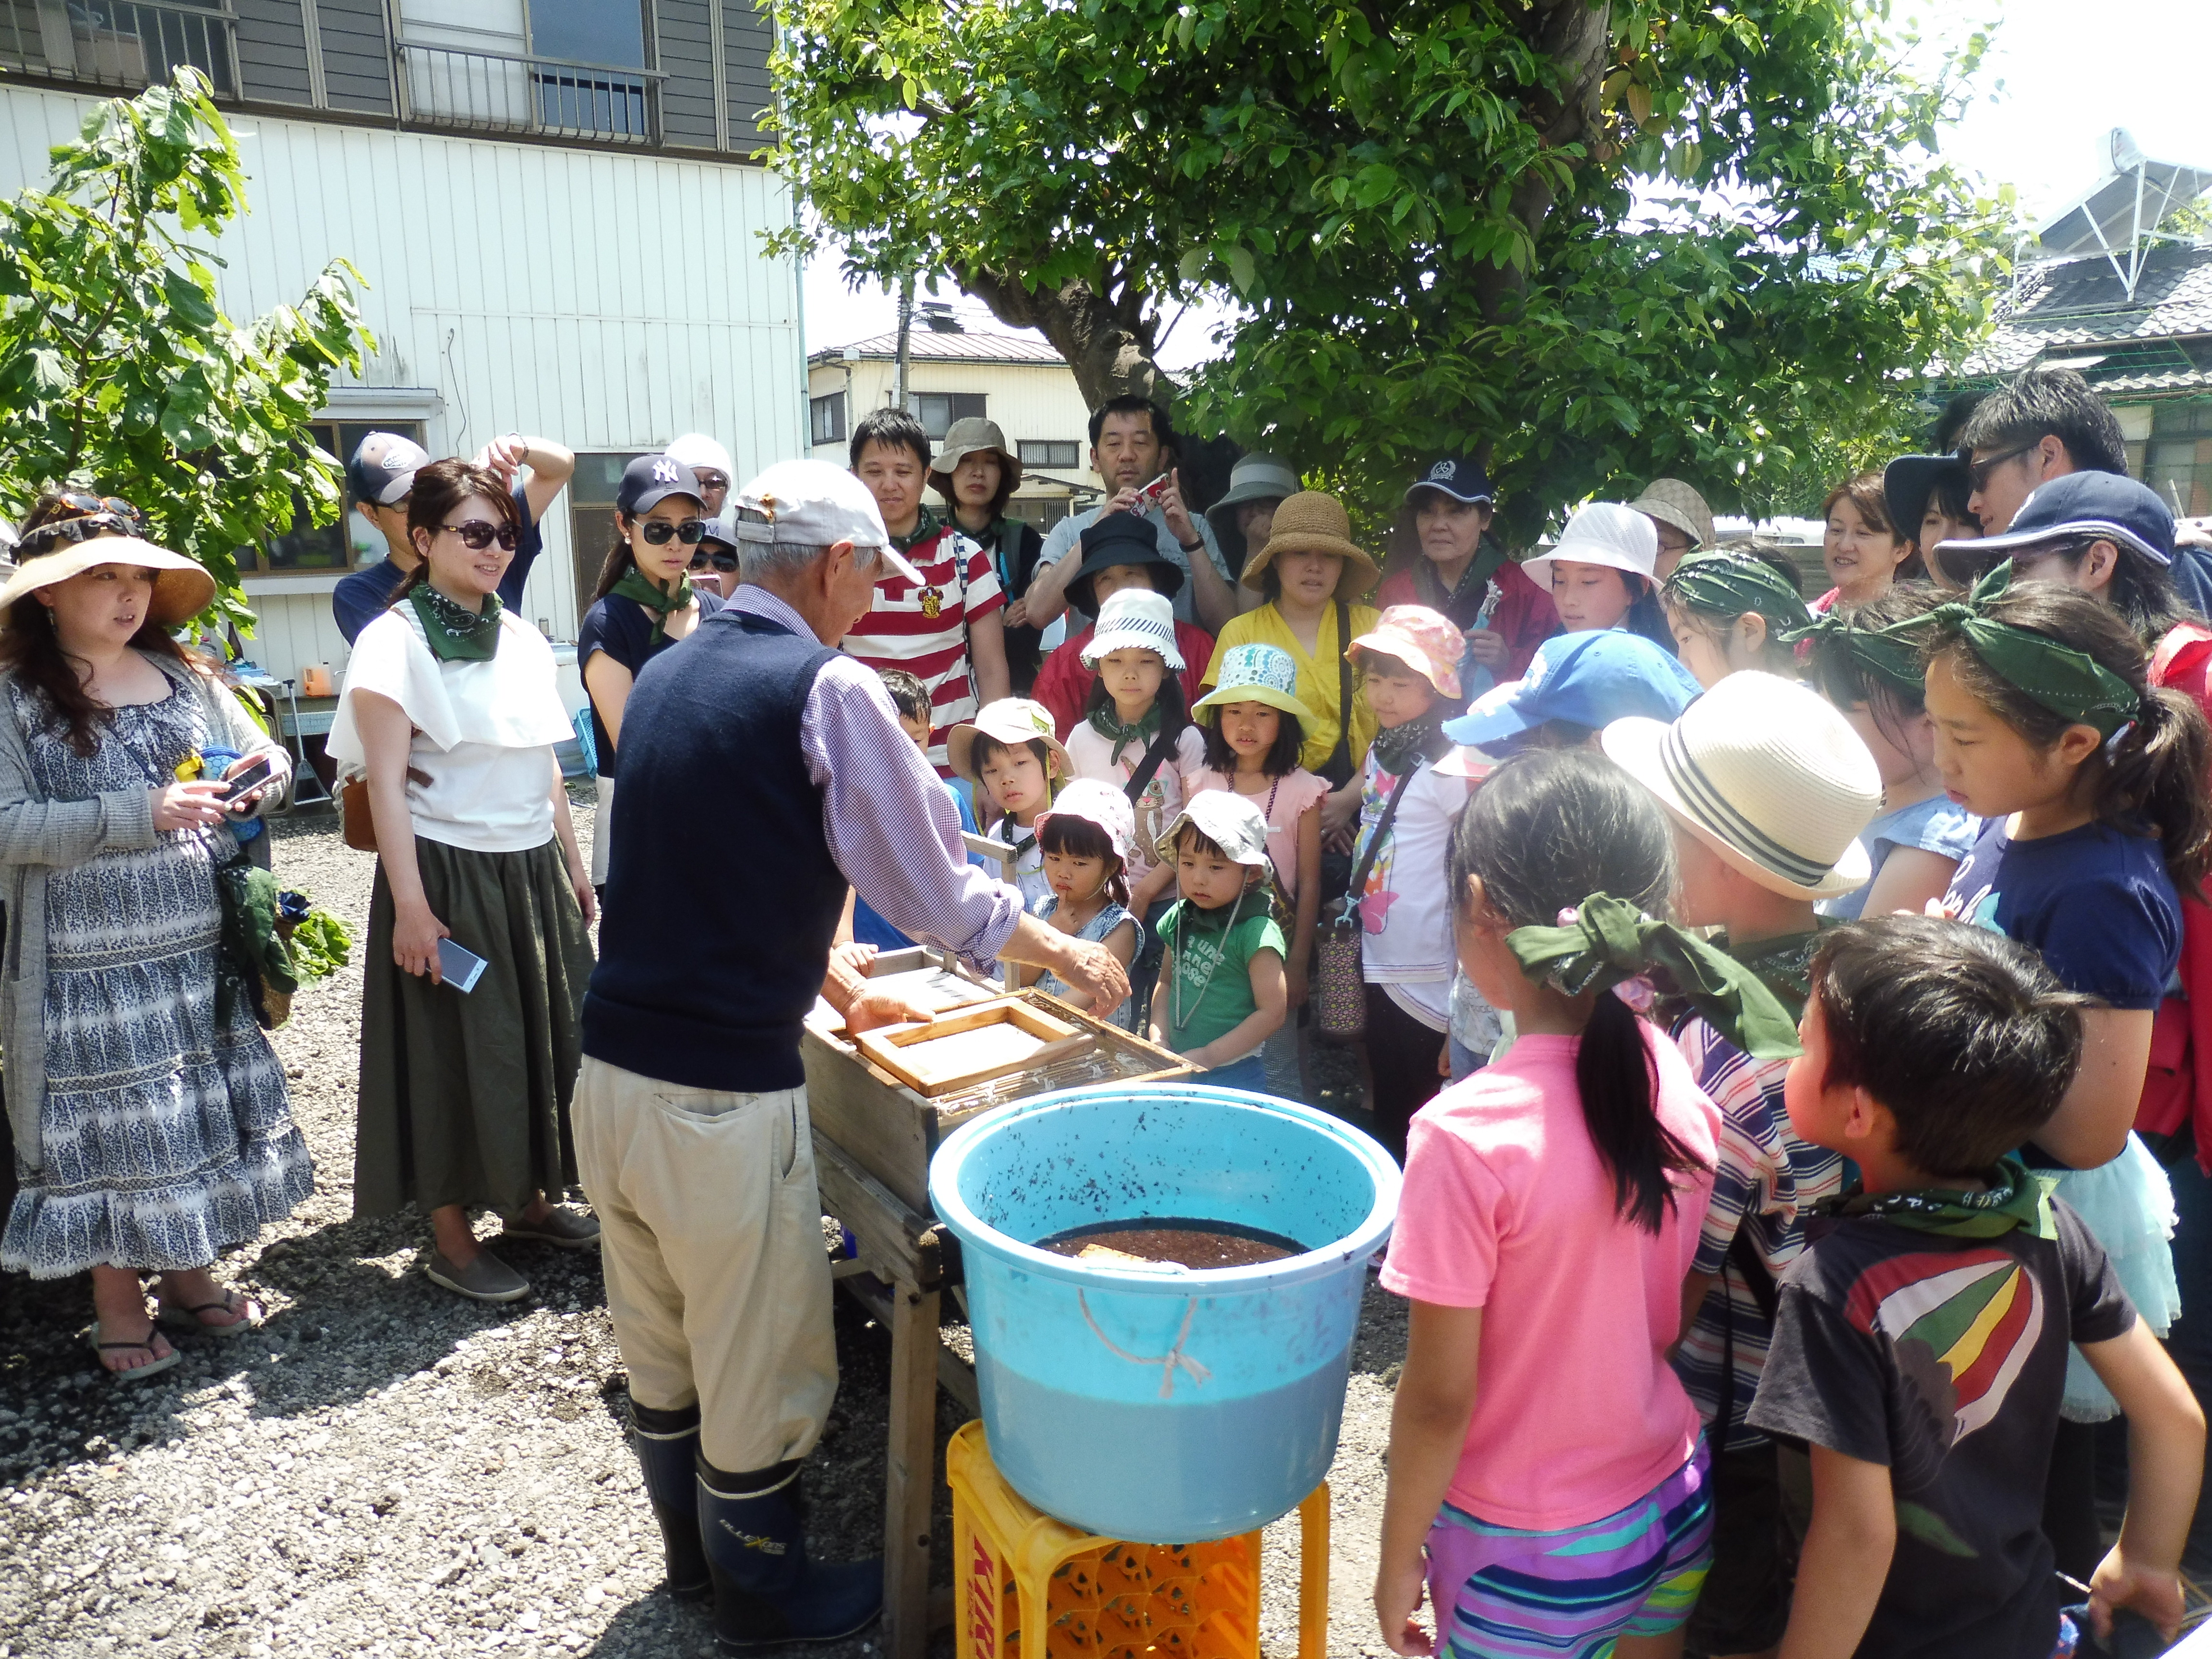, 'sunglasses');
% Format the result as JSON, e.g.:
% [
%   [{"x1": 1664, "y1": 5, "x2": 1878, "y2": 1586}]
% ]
[
  {"x1": 441, "y1": 520, "x2": 521, "y2": 551},
  {"x1": 58, "y1": 493, "x2": 144, "y2": 525},
  {"x1": 17, "y1": 511, "x2": 140, "y2": 554},
  {"x1": 641, "y1": 518, "x2": 705, "y2": 546},
  {"x1": 1965, "y1": 443, "x2": 2038, "y2": 493},
  {"x1": 689, "y1": 549, "x2": 738, "y2": 573}
]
